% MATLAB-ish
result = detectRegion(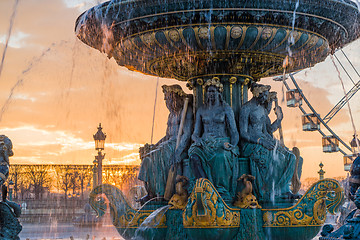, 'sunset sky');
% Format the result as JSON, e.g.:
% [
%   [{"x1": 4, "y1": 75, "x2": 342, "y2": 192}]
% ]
[{"x1": 0, "y1": 0, "x2": 359, "y2": 180}]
